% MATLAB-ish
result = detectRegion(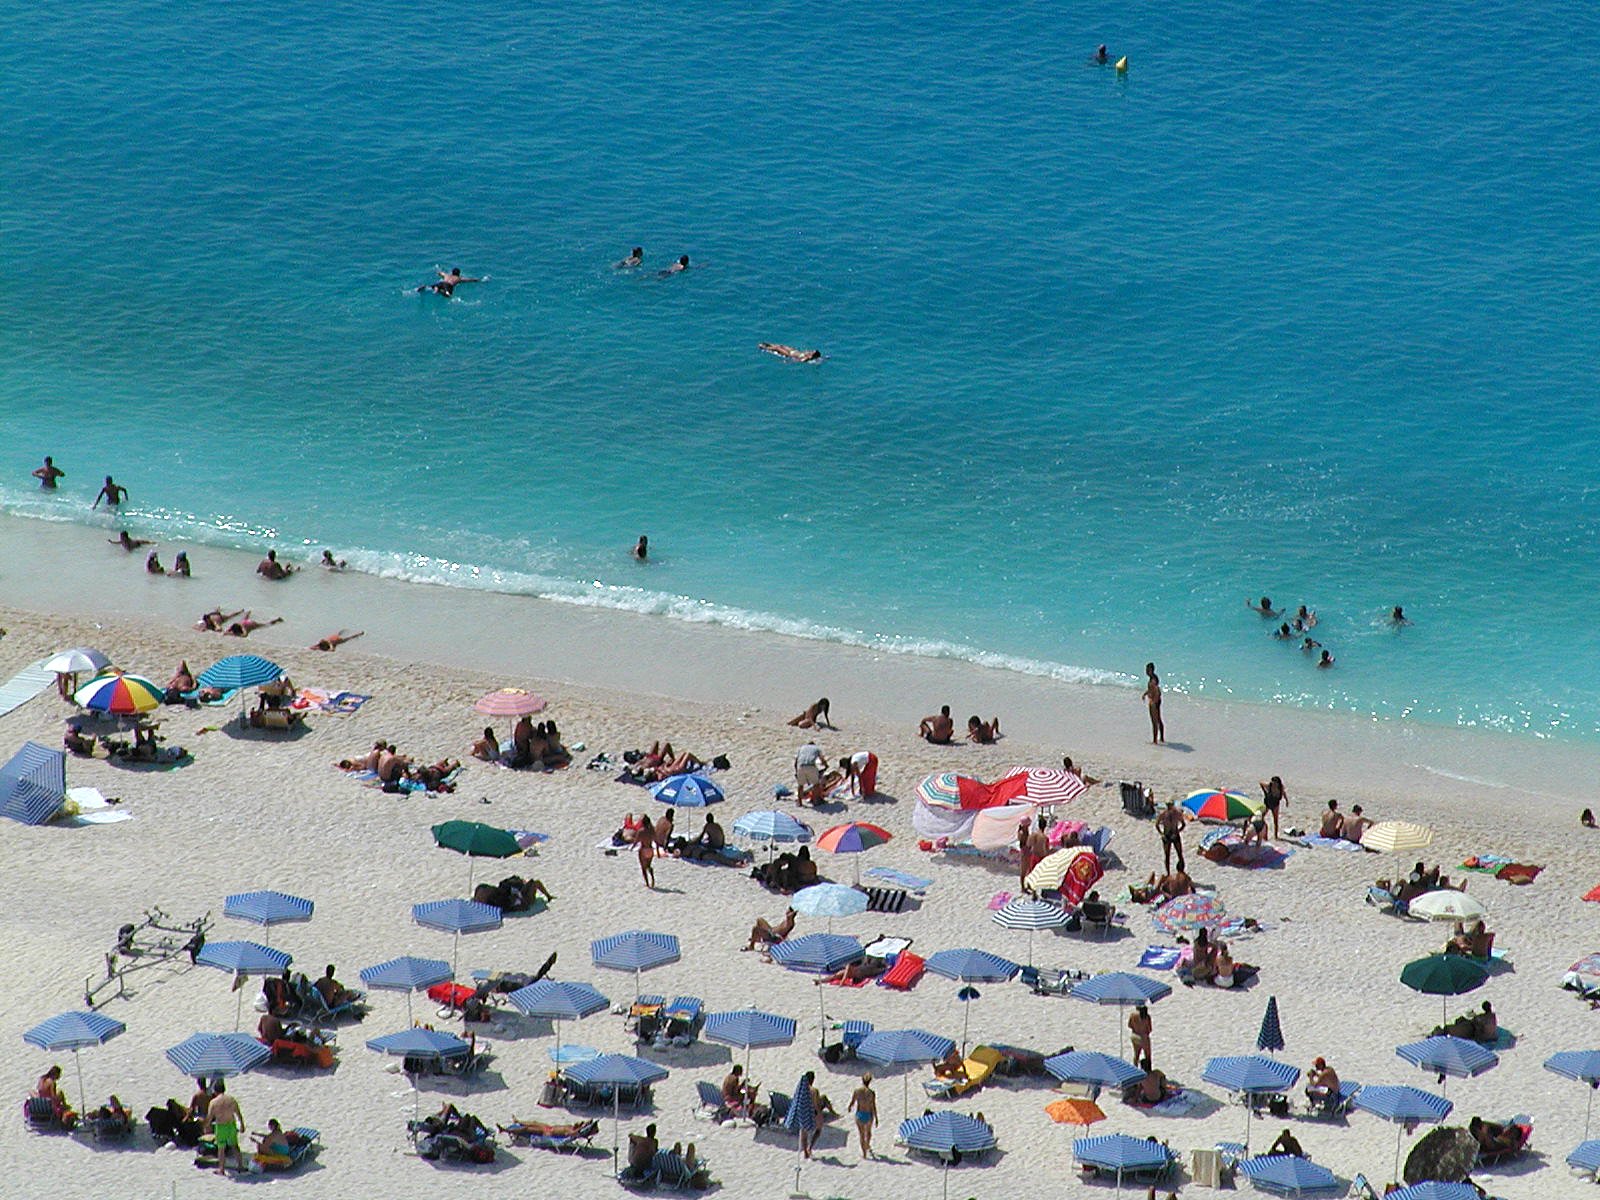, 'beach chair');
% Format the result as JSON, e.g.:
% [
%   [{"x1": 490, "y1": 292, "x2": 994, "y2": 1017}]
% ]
[
  {"x1": 1120, "y1": 781, "x2": 1155, "y2": 818},
  {"x1": 863, "y1": 886, "x2": 909, "y2": 913},
  {"x1": 261, "y1": 1128, "x2": 321, "y2": 1172},
  {"x1": 1476, "y1": 1114, "x2": 1532, "y2": 1166},
  {"x1": 1304, "y1": 1079, "x2": 1360, "y2": 1119},
  {"x1": 1082, "y1": 825, "x2": 1114, "y2": 859},
  {"x1": 693, "y1": 1081, "x2": 730, "y2": 1123},
  {"x1": 84, "y1": 1107, "x2": 137, "y2": 1142},
  {"x1": 617, "y1": 1156, "x2": 660, "y2": 1190},
  {"x1": 497, "y1": 1117, "x2": 599, "y2": 1152},
  {"x1": 22, "y1": 1097, "x2": 71, "y2": 1133},
  {"x1": 659, "y1": 996, "x2": 703, "y2": 1046},
  {"x1": 298, "y1": 975, "x2": 365, "y2": 1022},
  {"x1": 652, "y1": 1147, "x2": 710, "y2": 1191},
  {"x1": 923, "y1": 1045, "x2": 1003, "y2": 1098},
  {"x1": 1018, "y1": 964, "x2": 1075, "y2": 996},
  {"x1": 1351, "y1": 1173, "x2": 1380, "y2": 1200},
  {"x1": 1079, "y1": 898, "x2": 1117, "y2": 938}
]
